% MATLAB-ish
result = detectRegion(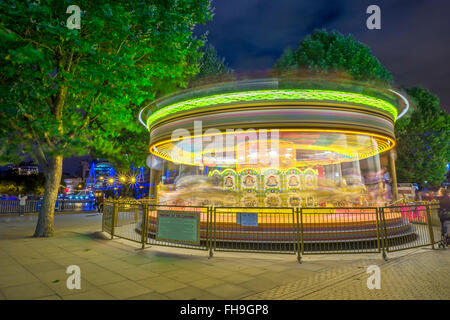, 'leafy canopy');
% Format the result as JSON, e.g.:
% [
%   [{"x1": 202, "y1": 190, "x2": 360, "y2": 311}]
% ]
[
  {"x1": 189, "y1": 43, "x2": 234, "y2": 86},
  {"x1": 395, "y1": 87, "x2": 450, "y2": 187},
  {"x1": 274, "y1": 29, "x2": 392, "y2": 83},
  {"x1": 0, "y1": 0, "x2": 212, "y2": 173},
  {"x1": 196, "y1": 44, "x2": 232, "y2": 78}
]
